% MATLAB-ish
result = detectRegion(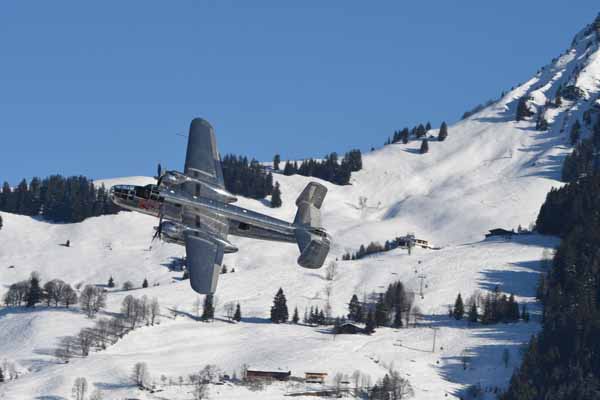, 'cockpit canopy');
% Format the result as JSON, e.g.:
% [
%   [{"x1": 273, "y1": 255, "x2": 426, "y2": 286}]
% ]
[{"x1": 110, "y1": 184, "x2": 160, "y2": 201}]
